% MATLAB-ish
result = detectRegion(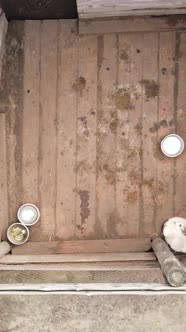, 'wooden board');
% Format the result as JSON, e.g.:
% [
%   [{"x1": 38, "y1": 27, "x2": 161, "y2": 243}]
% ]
[
  {"x1": 0, "y1": 13, "x2": 8, "y2": 80},
  {"x1": 76, "y1": 34, "x2": 97, "y2": 239},
  {"x1": 22, "y1": 21, "x2": 41, "y2": 241},
  {"x1": 79, "y1": 16, "x2": 186, "y2": 34},
  {"x1": 156, "y1": 32, "x2": 176, "y2": 232},
  {"x1": 5, "y1": 22, "x2": 24, "y2": 224},
  {"x1": 142, "y1": 33, "x2": 159, "y2": 235},
  {"x1": 0, "y1": 115, "x2": 8, "y2": 240},
  {"x1": 77, "y1": 1, "x2": 186, "y2": 19},
  {"x1": 4, "y1": 20, "x2": 186, "y2": 250},
  {"x1": 39, "y1": 21, "x2": 58, "y2": 241},
  {"x1": 175, "y1": 32, "x2": 186, "y2": 217},
  {"x1": 96, "y1": 34, "x2": 118, "y2": 238},
  {"x1": 55, "y1": 20, "x2": 78, "y2": 240},
  {"x1": 12, "y1": 238, "x2": 151, "y2": 255},
  {"x1": 115, "y1": 33, "x2": 130, "y2": 236},
  {"x1": 0, "y1": 252, "x2": 156, "y2": 264}
]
